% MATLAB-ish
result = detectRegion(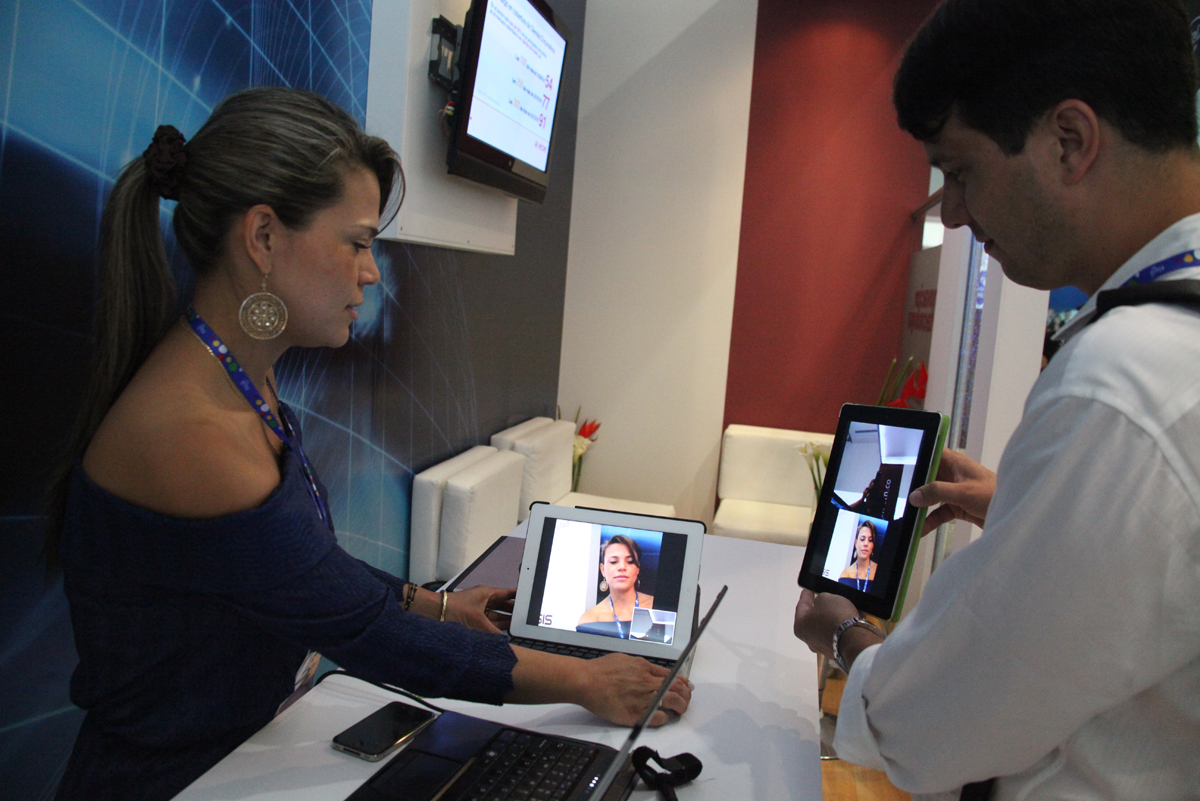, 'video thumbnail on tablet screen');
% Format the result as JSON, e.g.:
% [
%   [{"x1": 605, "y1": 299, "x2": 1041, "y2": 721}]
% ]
[
  {"x1": 524, "y1": 517, "x2": 689, "y2": 645},
  {"x1": 811, "y1": 422, "x2": 924, "y2": 598}
]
